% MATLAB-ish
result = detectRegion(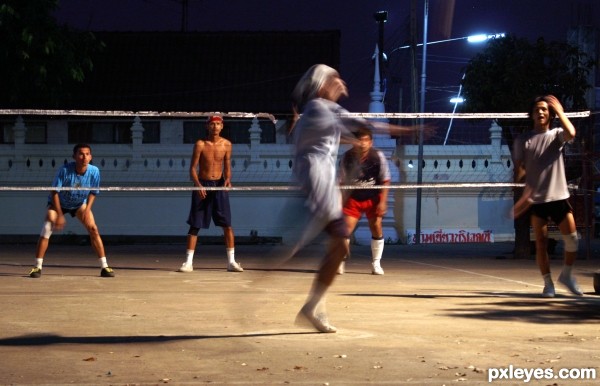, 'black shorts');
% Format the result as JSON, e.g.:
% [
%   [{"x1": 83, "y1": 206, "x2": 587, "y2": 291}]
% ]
[
  {"x1": 186, "y1": 179, "x2": 232, "y2": 229},
  {"x1": 324, "y1": 217, "x2": 350, "y2": 238},
  {"x1": 531, "y1": 199, "x2": 573, "y2": 225},
  {"x1": 47, "y1": 203, "x2": 79, "y2": 218}
]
